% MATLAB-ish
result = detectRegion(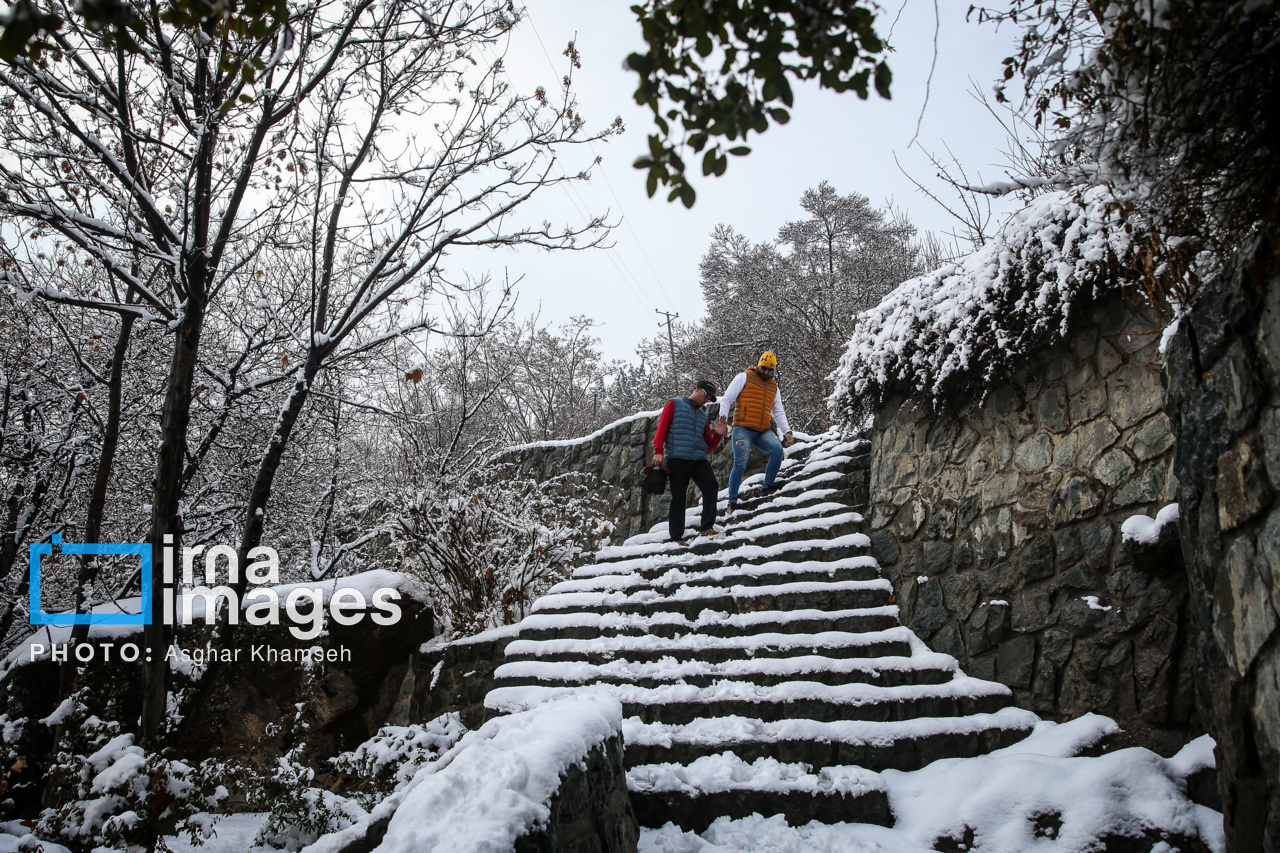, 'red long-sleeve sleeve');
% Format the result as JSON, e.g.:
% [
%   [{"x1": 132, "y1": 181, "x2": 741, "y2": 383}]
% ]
[
  {"x1": 704, "y1": 422, "x2": 723, "y2": 453},
  {"x1": 653, "y1": 400, "x2": 675, "y2": 456}
]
